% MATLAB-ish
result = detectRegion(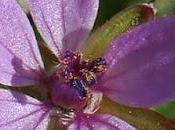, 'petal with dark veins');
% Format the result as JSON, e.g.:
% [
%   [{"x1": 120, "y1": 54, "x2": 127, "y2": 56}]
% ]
[
  {"x1": 28, "y1": 0, "x2": 99, "y2": 56},
  {"x1": 0, "y1": 0, "x2": 45, "y2": 86},
  {"x1": 0, "y1": 89, "x2": 51, "y2": 130},
  {"x1": 99, "y1": 15, "x2": 175, "y2": 107}
]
